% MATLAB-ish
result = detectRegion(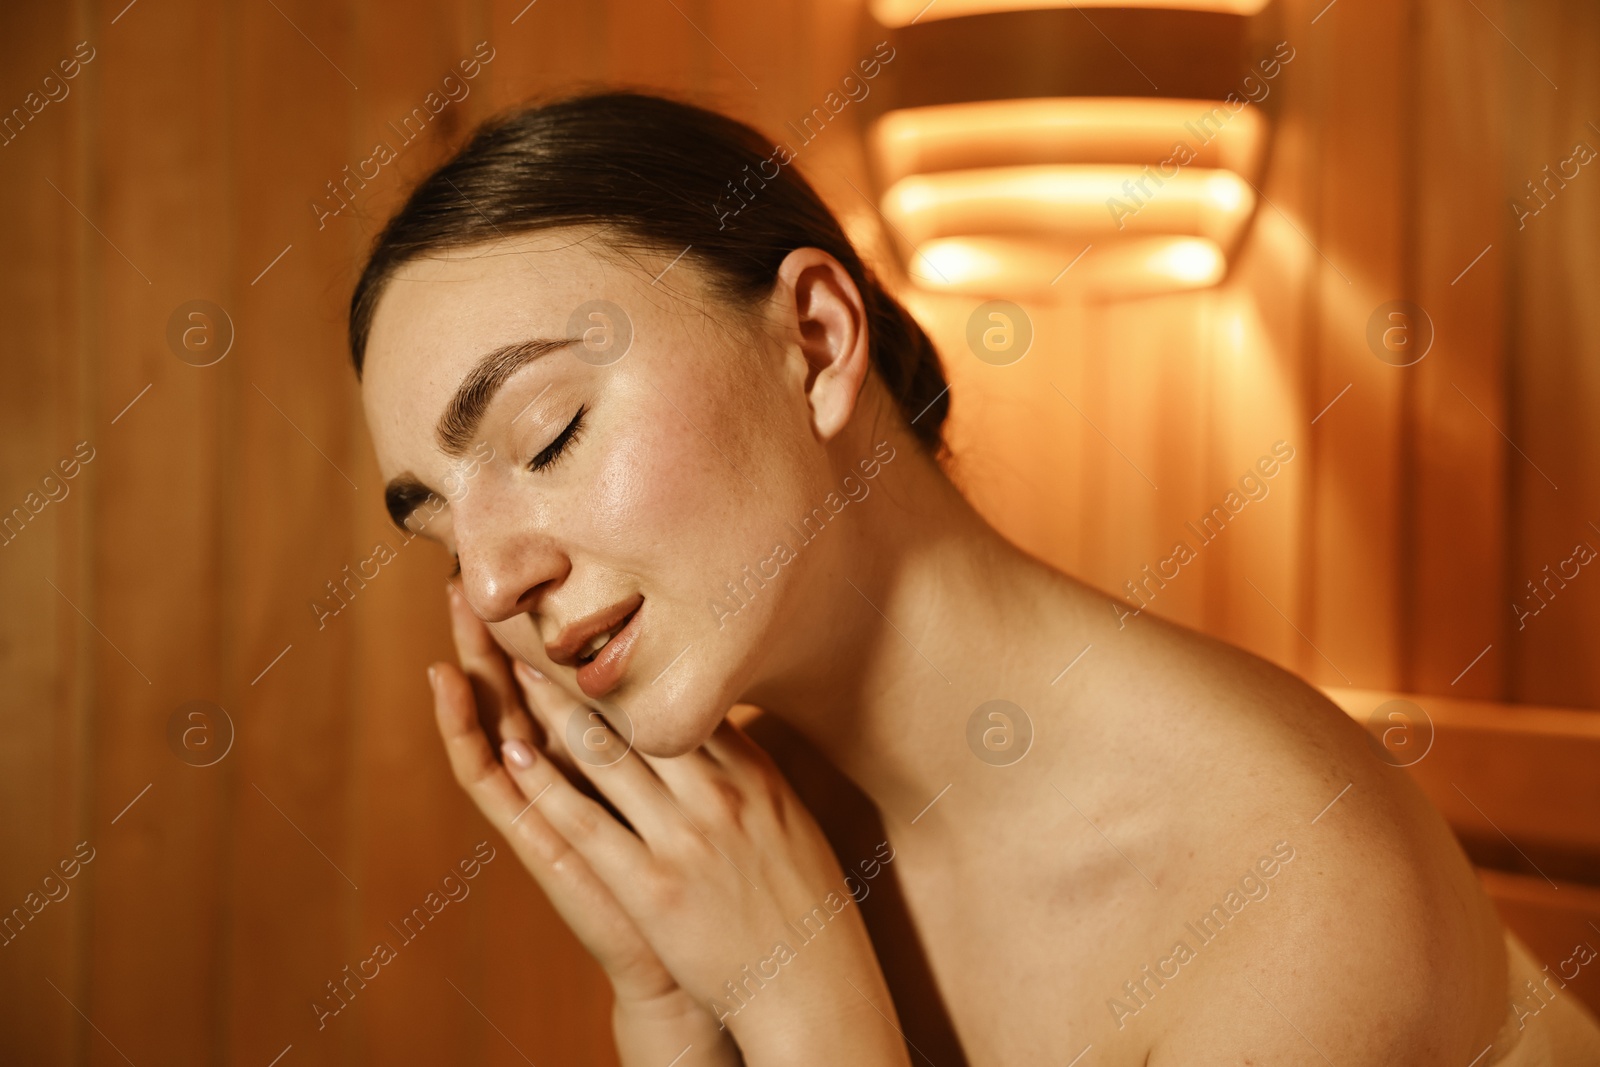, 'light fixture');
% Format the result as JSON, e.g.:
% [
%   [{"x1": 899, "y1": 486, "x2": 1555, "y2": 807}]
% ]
[{"x1": 863, "y1": 1, "x2": 1282, "y2": 298}]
